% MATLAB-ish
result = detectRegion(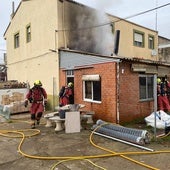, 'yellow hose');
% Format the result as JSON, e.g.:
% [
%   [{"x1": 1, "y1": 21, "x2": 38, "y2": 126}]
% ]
[
  {"x1": 1, "y1": 121, "x2": 170, "y2": 170},
  {"x1": 50, "y1": 158, "x2": 107, "y2": 170},
  {"x1": 89, "y1": 124, "x2": 159, "y2": 170}
]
